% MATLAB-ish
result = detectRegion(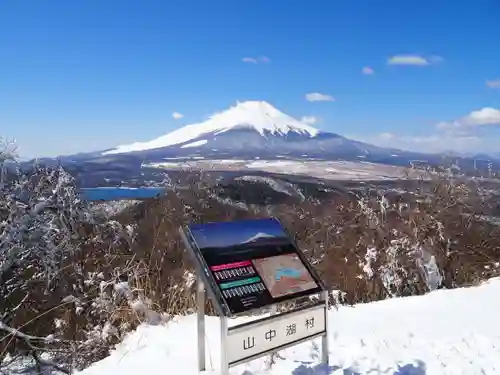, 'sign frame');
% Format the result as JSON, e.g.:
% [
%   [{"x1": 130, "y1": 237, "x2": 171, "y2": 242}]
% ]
[{"x1": 179, "y1": 217, "x2": 329, "y2": 375}]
